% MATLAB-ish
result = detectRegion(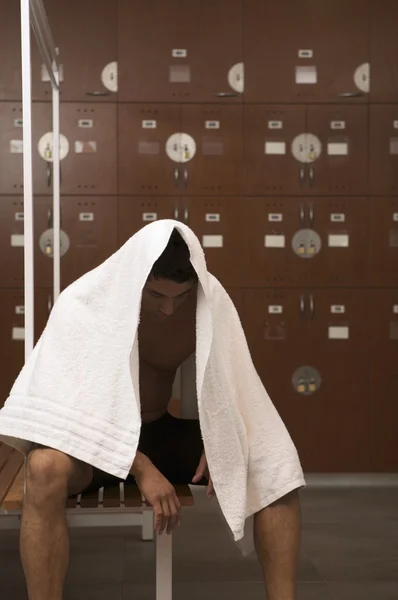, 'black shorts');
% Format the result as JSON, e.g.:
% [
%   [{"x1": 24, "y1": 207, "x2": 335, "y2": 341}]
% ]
[{"x1": 80, "y1": 412, "x2": 206, "y2": 494}]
